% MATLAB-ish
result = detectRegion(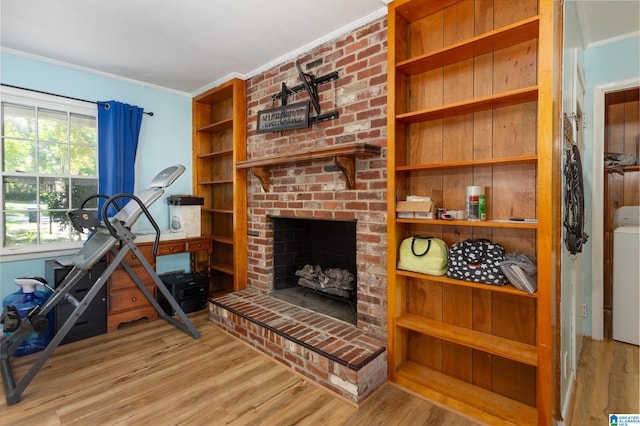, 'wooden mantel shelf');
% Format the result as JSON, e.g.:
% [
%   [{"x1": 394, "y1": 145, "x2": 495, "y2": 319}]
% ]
[{"x1": 236, "y1": 142, "x2": 381, "y2": 191}]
